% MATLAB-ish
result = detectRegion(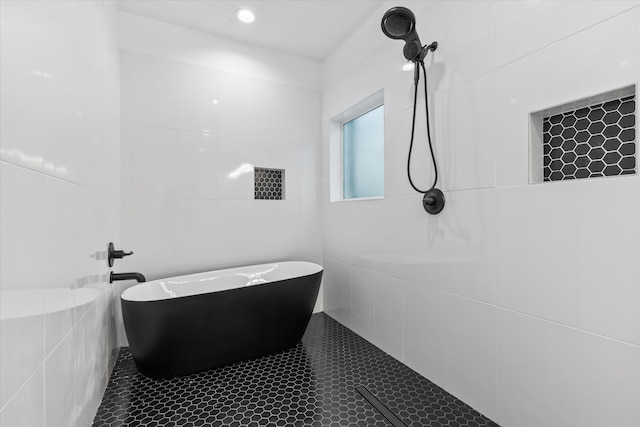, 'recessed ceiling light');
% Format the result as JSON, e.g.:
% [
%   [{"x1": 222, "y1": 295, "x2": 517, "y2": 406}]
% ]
[{"x1": 235, "y1": 8, "x2": 255, "y2": 23}]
